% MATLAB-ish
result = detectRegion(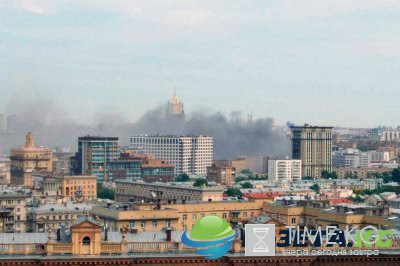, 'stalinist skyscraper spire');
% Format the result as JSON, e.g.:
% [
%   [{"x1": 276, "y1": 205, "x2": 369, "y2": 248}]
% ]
[{"x1": 167, "y1": 88, "x2": 184, "y2": 119}]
